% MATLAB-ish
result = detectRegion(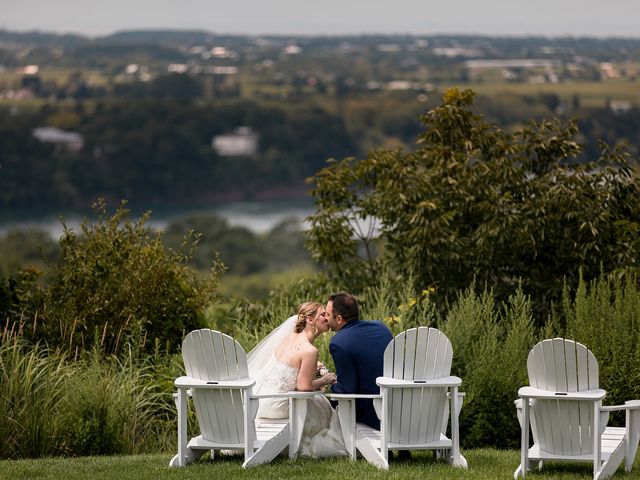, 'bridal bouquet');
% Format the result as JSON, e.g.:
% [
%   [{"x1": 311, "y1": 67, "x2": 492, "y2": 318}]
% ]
[
  {"x1": 315, "y1": 361, "x2": 329, "y2": 379},
  {"x1": 315, "y1": 361, "x2": 332, "y2": 392}
]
